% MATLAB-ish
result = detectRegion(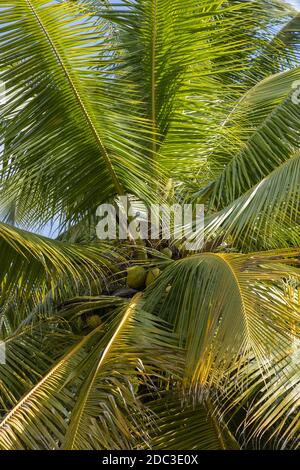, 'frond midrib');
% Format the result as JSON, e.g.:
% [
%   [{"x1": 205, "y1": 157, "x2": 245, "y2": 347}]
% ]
[
  {"x1": 25, "y1": 0, "x2": 124, "y2": 196},
  {"x1": 63, "y1": 293, "x2": 142, "y2": 449},
  {"x1": 200, "y1": 253, "x2": 252, "y2": 346},
  {"x1": 151, "y1": 0, "x2": 158, "y2": 155},
  {"x1": 0, "y1": 324, "x2": 102, "y2": 440},
  {"x1": 210, "y1": 66, "x2": 300, "y2": 204}
]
